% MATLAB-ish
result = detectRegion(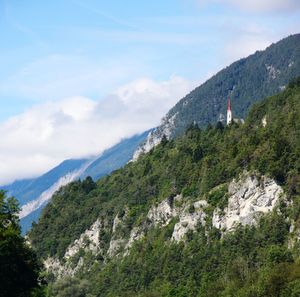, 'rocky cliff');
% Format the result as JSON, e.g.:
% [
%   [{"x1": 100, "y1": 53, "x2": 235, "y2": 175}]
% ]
[
  {"x1": 43, "y1": 172, "x2": 286, "y2": 279},
  {"x1": 28, "y1": 79, "x2": 300, "y2": 296}
]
